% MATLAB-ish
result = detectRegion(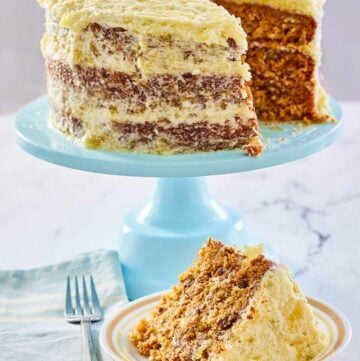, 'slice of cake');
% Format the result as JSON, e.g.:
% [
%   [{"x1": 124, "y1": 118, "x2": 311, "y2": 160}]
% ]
[
  {"x1": 213, "y1": 0, "x2": 333, "y2": 123},
  {"x1": 37, "y1": 0, "x2": 262, "y2": 156},
  {"x1": 129, "y1": 239, "x2": 327, "y2": 360}
]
